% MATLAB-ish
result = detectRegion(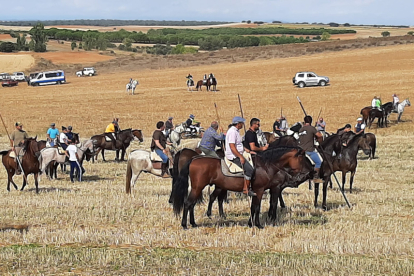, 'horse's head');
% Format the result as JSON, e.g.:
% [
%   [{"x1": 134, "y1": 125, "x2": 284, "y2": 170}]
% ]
[
  {"x1": 405, "y1": 98, "x2": 411, "y2": 107},
  {"x1": 132, "y1": 129, "x2": 144, "y2": 142},
  {"x1": 23, "y1": 137, "x2": 41, "y2": 158},
  {"x1": 340, "y1": 131, "x2": 356, "y2": 147},
  {"x1": 72, "y1": 132, "x2": 80, "y2": 144}
]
